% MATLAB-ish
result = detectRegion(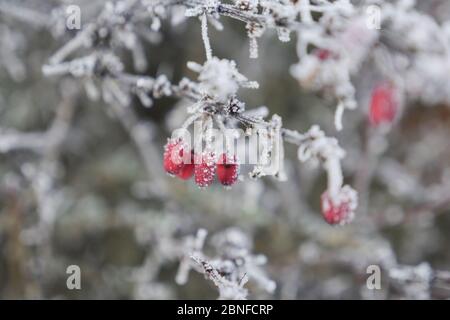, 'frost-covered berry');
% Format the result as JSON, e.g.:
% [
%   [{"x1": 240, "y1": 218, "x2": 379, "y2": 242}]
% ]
[
  {"x1": 194, "y1": 152, "x2": 216, "y2": 188},
  {"x1": 163, "y1": 138, "x2": 188, "y2": 175},
  {"x1": 216, "y1": 153, "x2": 239, "y2": 186},
  {"x1": 369, "y1": 82, "x2": 398, "y2": 127},
  {"x1": 177, "y1": 150, "x2": 195, "y2": 180},
  {"x1": 320, "y1": 185, "x2": 358, "y2": 225}
]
